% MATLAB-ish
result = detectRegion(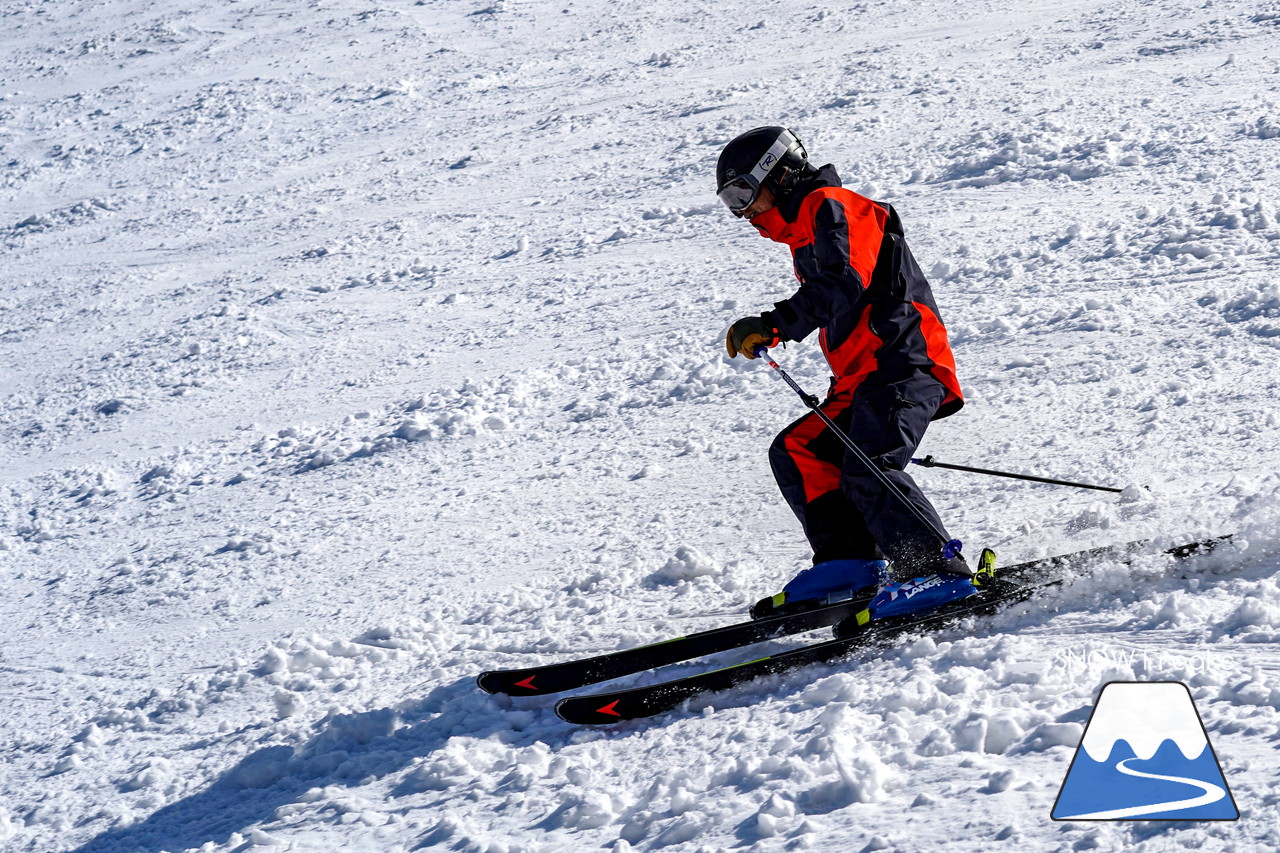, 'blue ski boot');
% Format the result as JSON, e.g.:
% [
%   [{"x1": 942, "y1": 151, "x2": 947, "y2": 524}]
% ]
[
  {"x1": 750, "y1": 558, "x2": 889, "y2": 620},
  {"x1": 834, "y1": 548, "x2": 996, "y2": 637}
]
